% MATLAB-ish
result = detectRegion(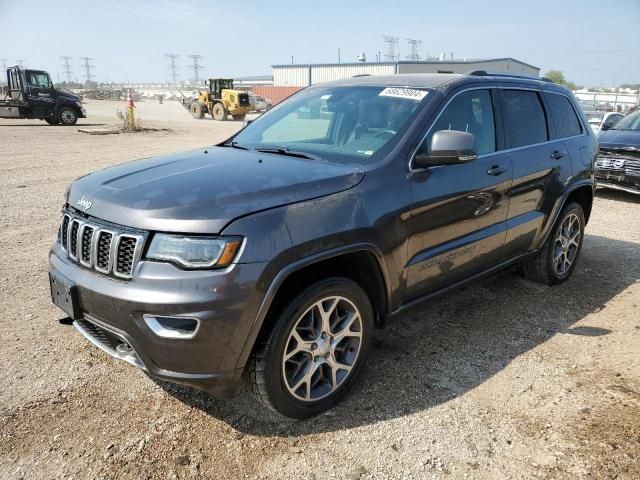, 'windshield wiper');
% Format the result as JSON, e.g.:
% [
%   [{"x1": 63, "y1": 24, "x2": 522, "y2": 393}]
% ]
[
  {"x1": 255, "y1": 147, "x2": 320, "y2": 161},
  {"x1": 221, "y1": 140, "x2": 249, "y2": 150}
]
